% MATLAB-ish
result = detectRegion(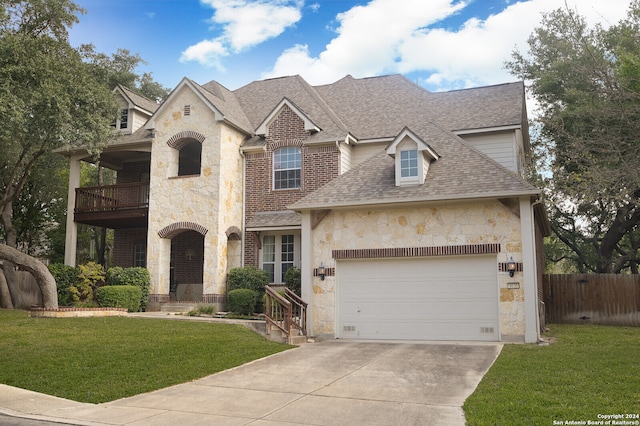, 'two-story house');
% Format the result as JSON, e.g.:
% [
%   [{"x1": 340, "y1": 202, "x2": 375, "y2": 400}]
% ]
[{"x1": 57, "y1": 74, "x2": 549, "y2": 343}]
